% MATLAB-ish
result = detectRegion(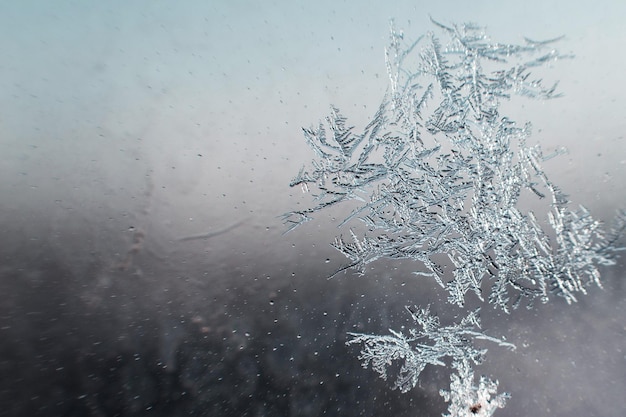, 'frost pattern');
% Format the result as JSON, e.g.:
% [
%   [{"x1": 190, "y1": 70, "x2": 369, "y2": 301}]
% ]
[
  {"x1": 440, "y1": 360, "x2": 509, "y2": 417},
  {"x1": 283, "y1": 19, "x2": 623, "y2": 312},
  {"x1": 346, "y1": 306, "x2": 514, "y2": 394},
  {"x1": 285, "y1": 17, "x2": 625, "y2": 417}
]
